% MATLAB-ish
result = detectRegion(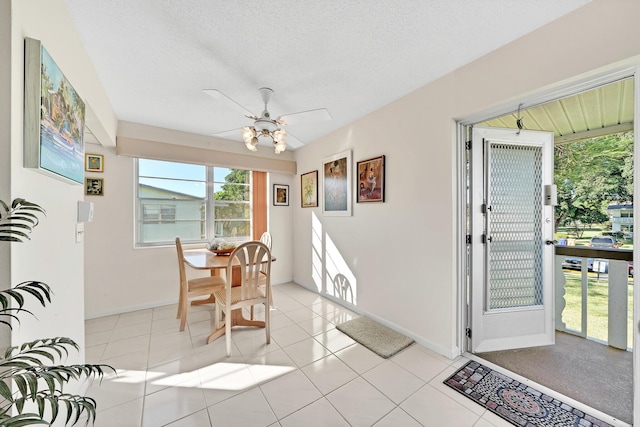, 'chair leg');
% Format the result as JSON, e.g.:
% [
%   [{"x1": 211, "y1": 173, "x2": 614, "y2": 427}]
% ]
[
  {"x1": 214, "y1": 303, "x2": 220, "y2": 330},
  {"x1": 265, "y1": 302, "x2": 270, "y2": 345},
  {"x1": 225, "y1": 309, "x2": 232, "y2": 357},
  {"x1": 176, "y1": 292, "x2": 183, "y2": 319},
  {"x1": 179, "y1": 297, "x2": 188, "y2": 332}
]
